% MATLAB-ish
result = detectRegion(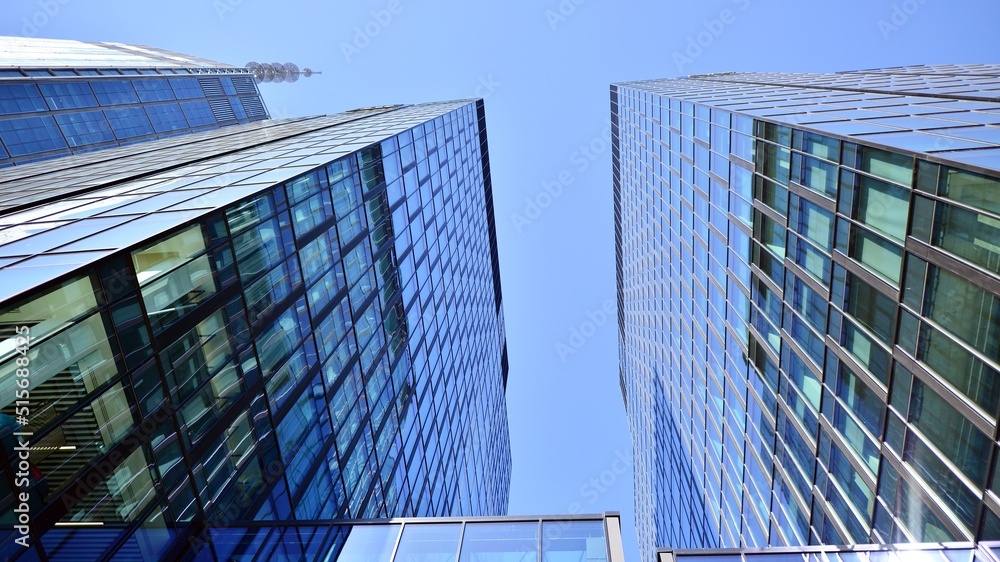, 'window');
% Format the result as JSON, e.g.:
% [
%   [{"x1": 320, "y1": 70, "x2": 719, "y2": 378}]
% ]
[
  {"x1": 791, "y1": 195, "x2": 833, "y2": 251},
  {"x1": 856, "y1": 175, "x2": 909, "y2": 242},
  {"x1": 851, "y1": 227, "x2": 903, "y2": 285},
  {"x1": 0, "y1": 115, "x2": 67, "y2": 156},
  {"x1": 861, "y1": 146, "x2": 913, "y2": 186},
  {"x1": 133, "y1": 225, "x2": 217, "y2": 332},
  {"x1": 104, "y1": 106, "x2": 154, "y2": 139},
  {"x1": 90, "y1": 80, "x2": 139, "y2": 105},
  {"x1": 924, "y1": 265, "x2": 1000, "y2": 363},
  {"x1": 54, "y1": 110, "x2": 115, "y2": 147},
  {"x1": 145, "y1": 103, "x2": 187, "y2": 132},
  {"x1": 792, "y1": 153, "x2": 838, "y2": 198},
  {"x1": 169, "y1": 77, "x2": 204, "y2": 99},
  {"x1": 909, "y1": 378, "x2": 990, "y2": 488},
  {"x1": 179, "y1": 100, "x2": 216, "y2": 127},
  {"x1": 0, "y1": 84, "x2": 47, "y2": 114},
  {"x1": 132, "y1": 79, "x2": 175, "y2": 102},
  {"x1": 933, "y1": 203, "x2": 1000, "y2": 275},
  {"x1": 542, "y1": 520, "x2": 608, "y2": 562},
  {"x1": 38, "y1": 82, "x2": 97, "y2": 109},
  {"x1": 940, "y1": 167, "x2": 1000, "y2": 216},
  {"x1": 846, "y1": 273, "x2": 895, "y2": 345}
]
